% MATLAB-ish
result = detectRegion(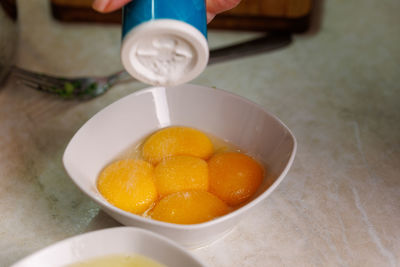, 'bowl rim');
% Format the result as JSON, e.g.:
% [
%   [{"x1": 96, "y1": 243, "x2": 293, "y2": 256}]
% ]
[
  {"x1": 10, "y1": 226, "x2": 207, "y2": 267},
  {"x1": 63, "y1": 84, "x2": 297, "y2": 230}
]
